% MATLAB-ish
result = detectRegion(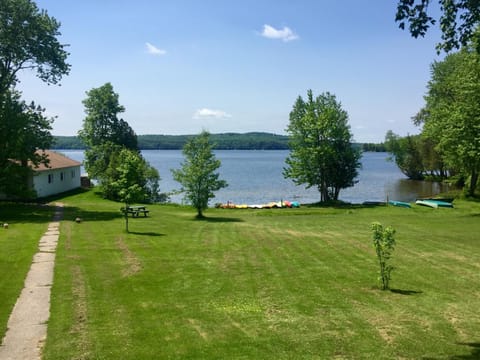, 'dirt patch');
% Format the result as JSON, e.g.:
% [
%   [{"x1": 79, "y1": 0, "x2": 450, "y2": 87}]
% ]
[
  {"x1": 116, "y1": 237, "x2": 142, "y2": 277},
  {"x1": 187, "y1": 318, "x2": 209, "y2": 340}
]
